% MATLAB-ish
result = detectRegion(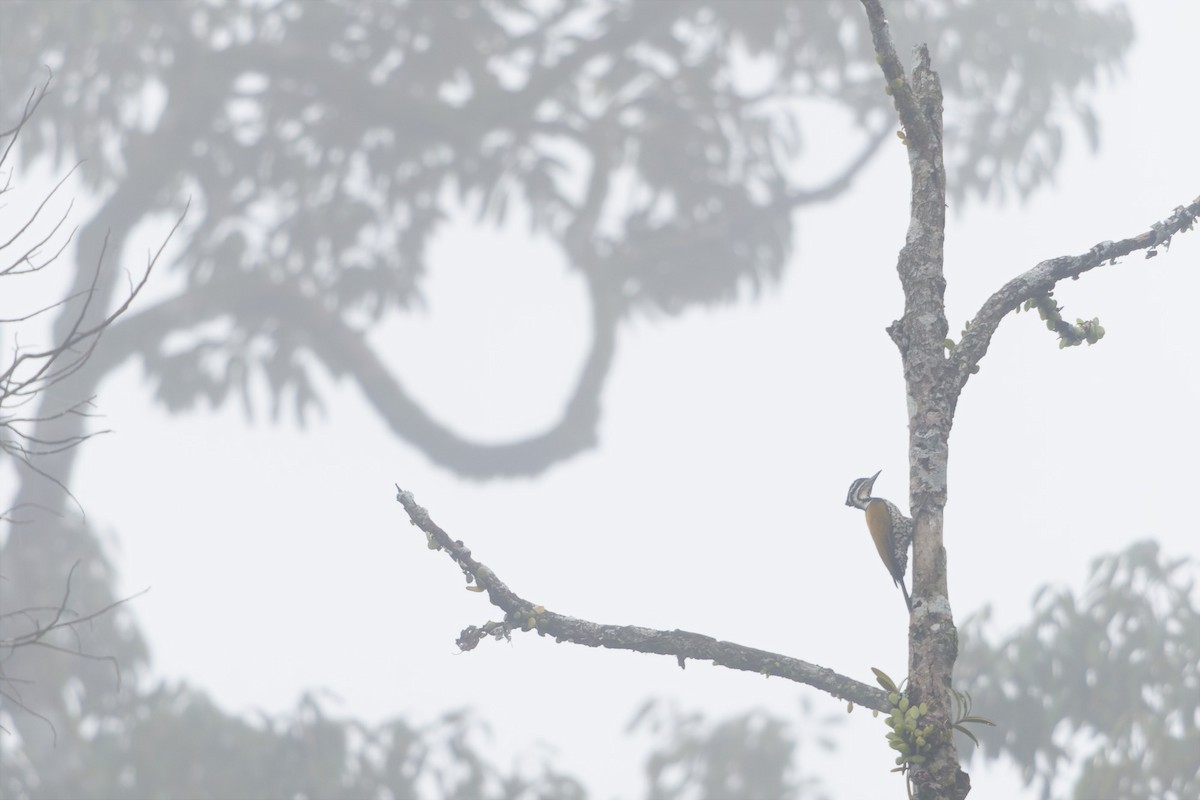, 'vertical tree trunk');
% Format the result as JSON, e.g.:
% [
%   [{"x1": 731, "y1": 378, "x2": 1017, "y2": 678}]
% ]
[{"x1": 860, "y1": 2, "x2": 970, "y2": 794}]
